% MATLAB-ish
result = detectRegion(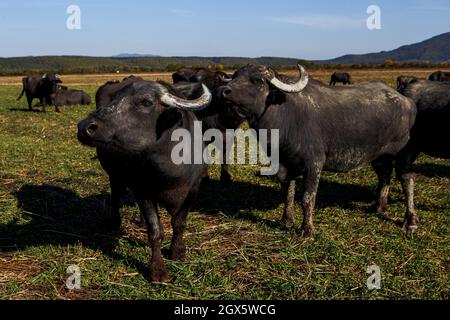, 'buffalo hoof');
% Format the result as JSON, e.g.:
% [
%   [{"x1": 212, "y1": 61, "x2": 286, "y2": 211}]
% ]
[
  {"x1": 375, "y1": 204, "x2": 389, "y2": 216},
  {"x1": 169, "y1": 245, "x2": 186, "y2": 262},
  {"x1": 403, "y1": 213, "x2": 419, "y2": 233},
  {"x1": 300, "y1": 224, "x2": 316, "y2": 238},
  {"x1": 150, "y1": 265, "x2": 170, "y2": 283},
  {"x1": 280, "y1": 216, "x2": 295, "y2": 229}
]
